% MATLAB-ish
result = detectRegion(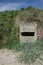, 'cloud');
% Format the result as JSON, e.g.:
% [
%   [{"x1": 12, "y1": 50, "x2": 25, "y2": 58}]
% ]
[
  {"x1": 0, "y1": 2, "x2": 27, "y2": 11},
  {"x1": 0, "y1": 1, "x2": 43, "y2": 11},
  {"x1": 0, "y1": 5, "x2": 8, "y2": 11}
]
